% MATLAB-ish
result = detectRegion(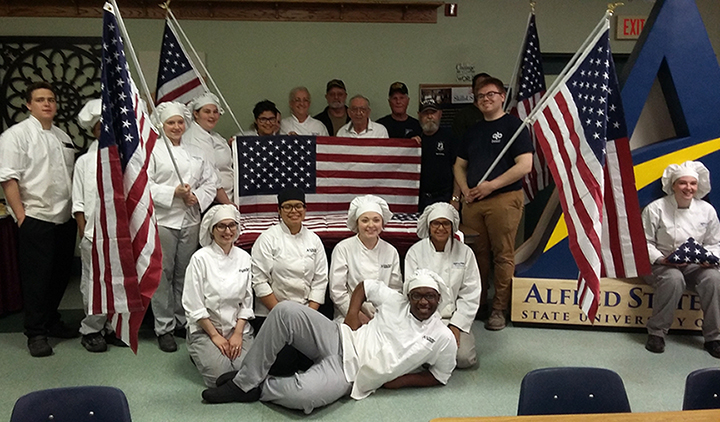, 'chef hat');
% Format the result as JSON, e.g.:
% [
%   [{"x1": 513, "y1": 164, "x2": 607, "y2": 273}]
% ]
[
  {"x1": 189, "y1": 92, "x2": 225, "y2": 115},
  {"x1": 77, "y1": 98, "x2": 102, "y2": 133},
  {"x1": 661, "y1": 161, "x2": 711, "y2": 199},
  {"x1": 403, "y1": 269, "x2": 451, "y2": 303},
  {"x1": 416, "y1": 202, "x2": 460, "y2": 239},
  {"x1": 152, "y1": 101, "x2": 191, "y2": 127},
  {"x1": 346, "y1": 195, "x2": 393, "y2": 233},
  {"x1": 277, "y1": 187, "x2": 305, "y2": 206},
  {"x1": 199, "y1": 204, "x2": 241, "y2": 247}
]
